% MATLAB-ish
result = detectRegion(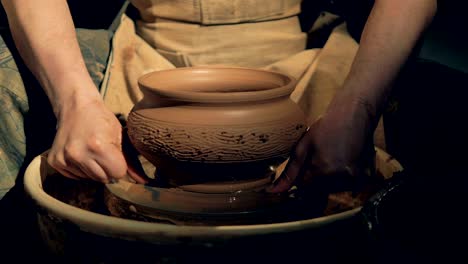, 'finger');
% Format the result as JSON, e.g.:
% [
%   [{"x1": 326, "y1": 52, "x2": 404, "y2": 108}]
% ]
[
  {"x1": 62, "y1": 165, "x2": 90, "y2": 179},
  {"x1": 267, "y1": 134, "x2": 312, "y2": 193},
  {"x1": 127, "y1": 168, "x2": 150, "y2": 184},
  {"x1": 55, "y1": 161, "x2": 90, "y2": 181},
  {"x1": 93, "y1": 144, "x2": 128, "y2": 182},
  {"x1": 48, "y1": 150, "x2": 88, "y2": 180},
  {"x1": 54, "y1": 167, "x2": 82, "y2": 181},
  {"x1": 268, "y1": 158, "x2": 303, "y2": 193},
  {"x1": 77, "y1": 159, "x2": 109, "y2": 183},
  {"x1": 62, "y1": 146, "x2": 107, "y2": 182}
]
